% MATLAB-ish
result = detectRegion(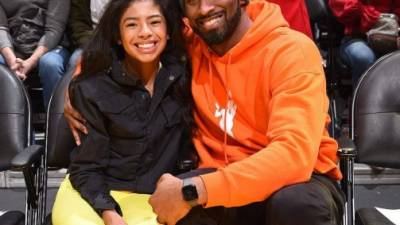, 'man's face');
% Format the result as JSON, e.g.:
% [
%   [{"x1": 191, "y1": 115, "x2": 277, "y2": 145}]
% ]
[{"x1": 183, "y1": 0, "x2": 241, "y2": 45}]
